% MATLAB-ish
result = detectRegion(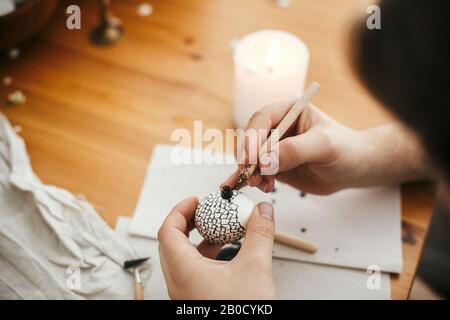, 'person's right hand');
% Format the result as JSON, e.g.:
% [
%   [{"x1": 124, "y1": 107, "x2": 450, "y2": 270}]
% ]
[{"x1": 223, "y1": 96, "x2": 429, "y2": 194}]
